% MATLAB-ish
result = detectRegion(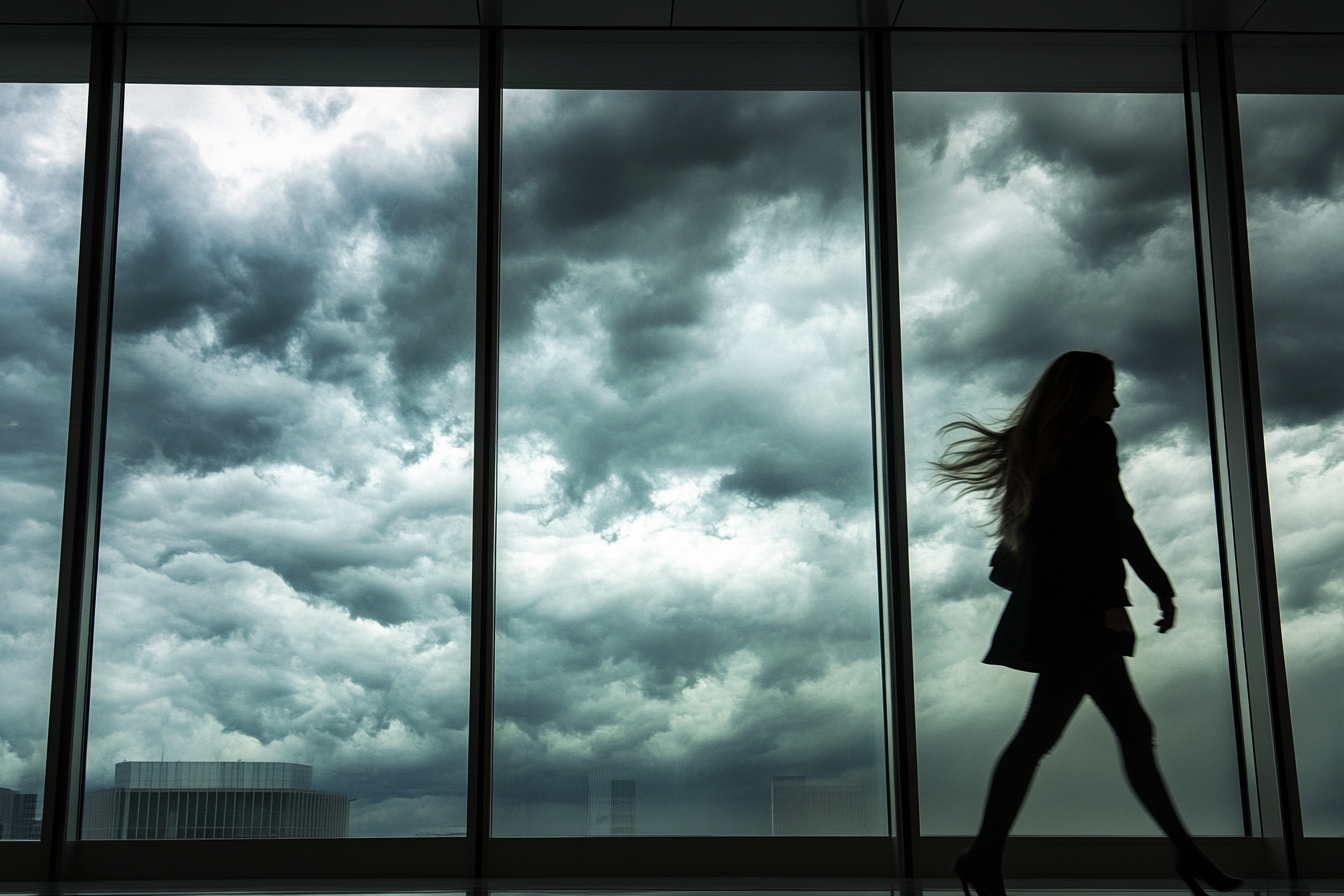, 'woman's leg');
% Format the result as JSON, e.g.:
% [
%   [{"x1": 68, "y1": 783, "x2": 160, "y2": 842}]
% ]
[
  {"x1": 1088, "y1": 655, "x2": 1242, "y2": 891},
  {"x1": 1087, "y1": 655, "x2": 1197, "y2": 854},
  {"x1": 972, "y1": 665, "x2": 1090, "y2": 857}
]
